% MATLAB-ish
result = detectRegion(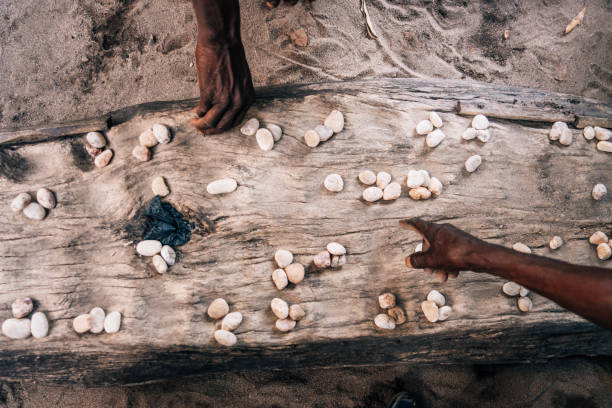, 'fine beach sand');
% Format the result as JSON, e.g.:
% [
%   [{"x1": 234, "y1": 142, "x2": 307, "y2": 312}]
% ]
[{"x1": 1, "y1": 0, "x2": 611, "y2": 407}]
